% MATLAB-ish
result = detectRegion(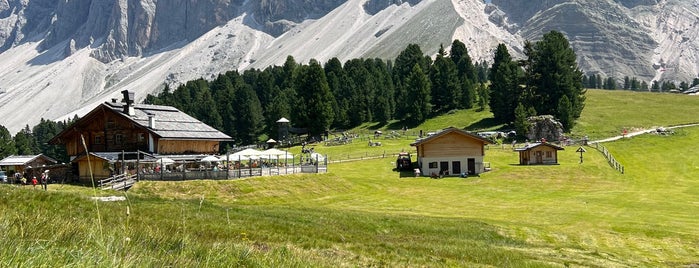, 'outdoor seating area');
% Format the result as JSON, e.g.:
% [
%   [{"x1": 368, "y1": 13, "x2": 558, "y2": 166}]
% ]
[{"x1": 112, "y1": 148, "x2": 327, "y2": 182}]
